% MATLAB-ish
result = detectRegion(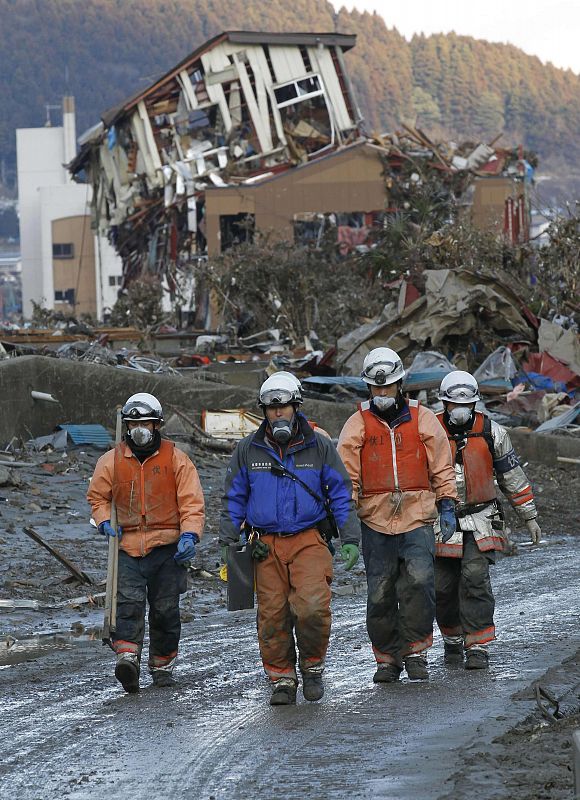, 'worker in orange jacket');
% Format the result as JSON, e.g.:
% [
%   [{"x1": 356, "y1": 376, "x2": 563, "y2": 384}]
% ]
[
  {"x1": 87, "y1": 392, "x2": 205, "y2": 692},
  {"x1": 338, "y1": 347, "x2": 458, "y2": 683},
  {"x1": 435, "y1": 371, "x2": 541, "y2": 669}
]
